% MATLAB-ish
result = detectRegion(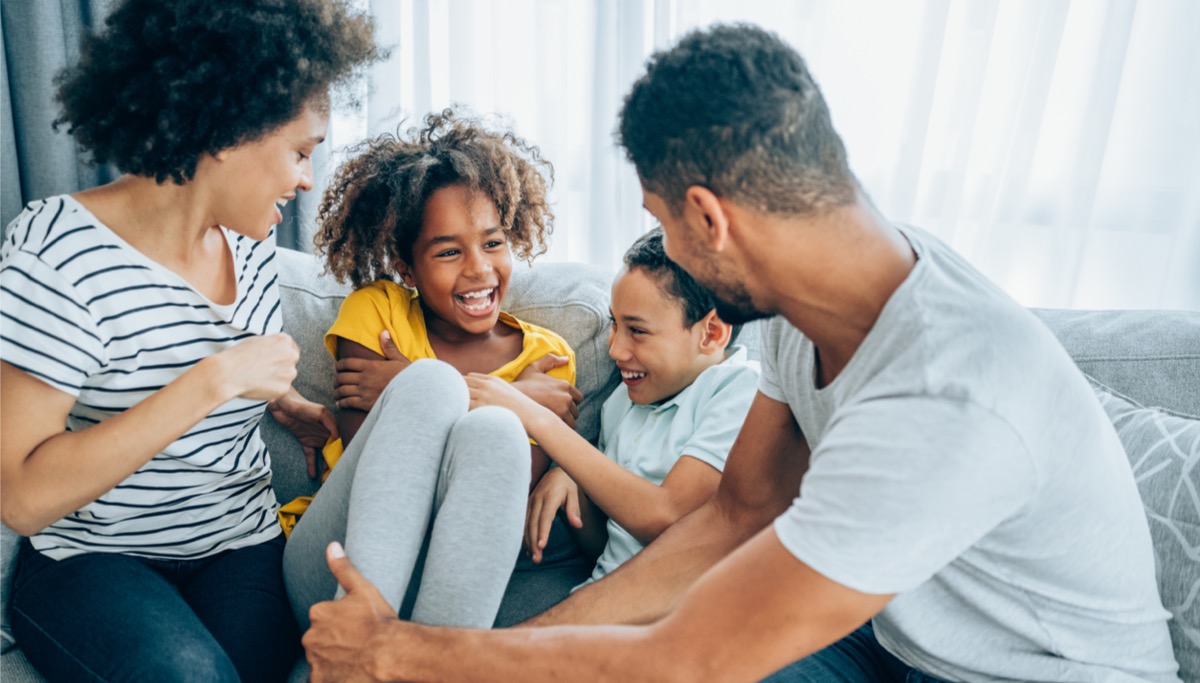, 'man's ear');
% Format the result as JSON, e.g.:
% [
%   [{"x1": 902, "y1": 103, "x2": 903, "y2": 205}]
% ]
[
  {"x1": 684, "y1": 186, "x2": 731, "y2": 252},
  {"x1": 696, "y1": 309, "x2": 732, "y2": 355}
]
